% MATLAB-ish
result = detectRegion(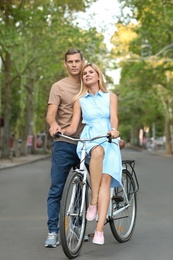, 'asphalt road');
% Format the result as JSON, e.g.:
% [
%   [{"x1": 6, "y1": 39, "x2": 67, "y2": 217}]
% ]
[{"x1": 0, "y1": 148, "x2": 173, "y2": 260}]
